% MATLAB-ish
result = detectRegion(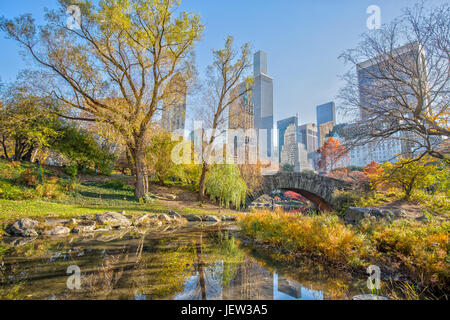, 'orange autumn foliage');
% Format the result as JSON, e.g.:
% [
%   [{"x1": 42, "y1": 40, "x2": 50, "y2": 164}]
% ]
[{"x1": 317, "y1": 137, "x2": 349, "y2": 173}]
